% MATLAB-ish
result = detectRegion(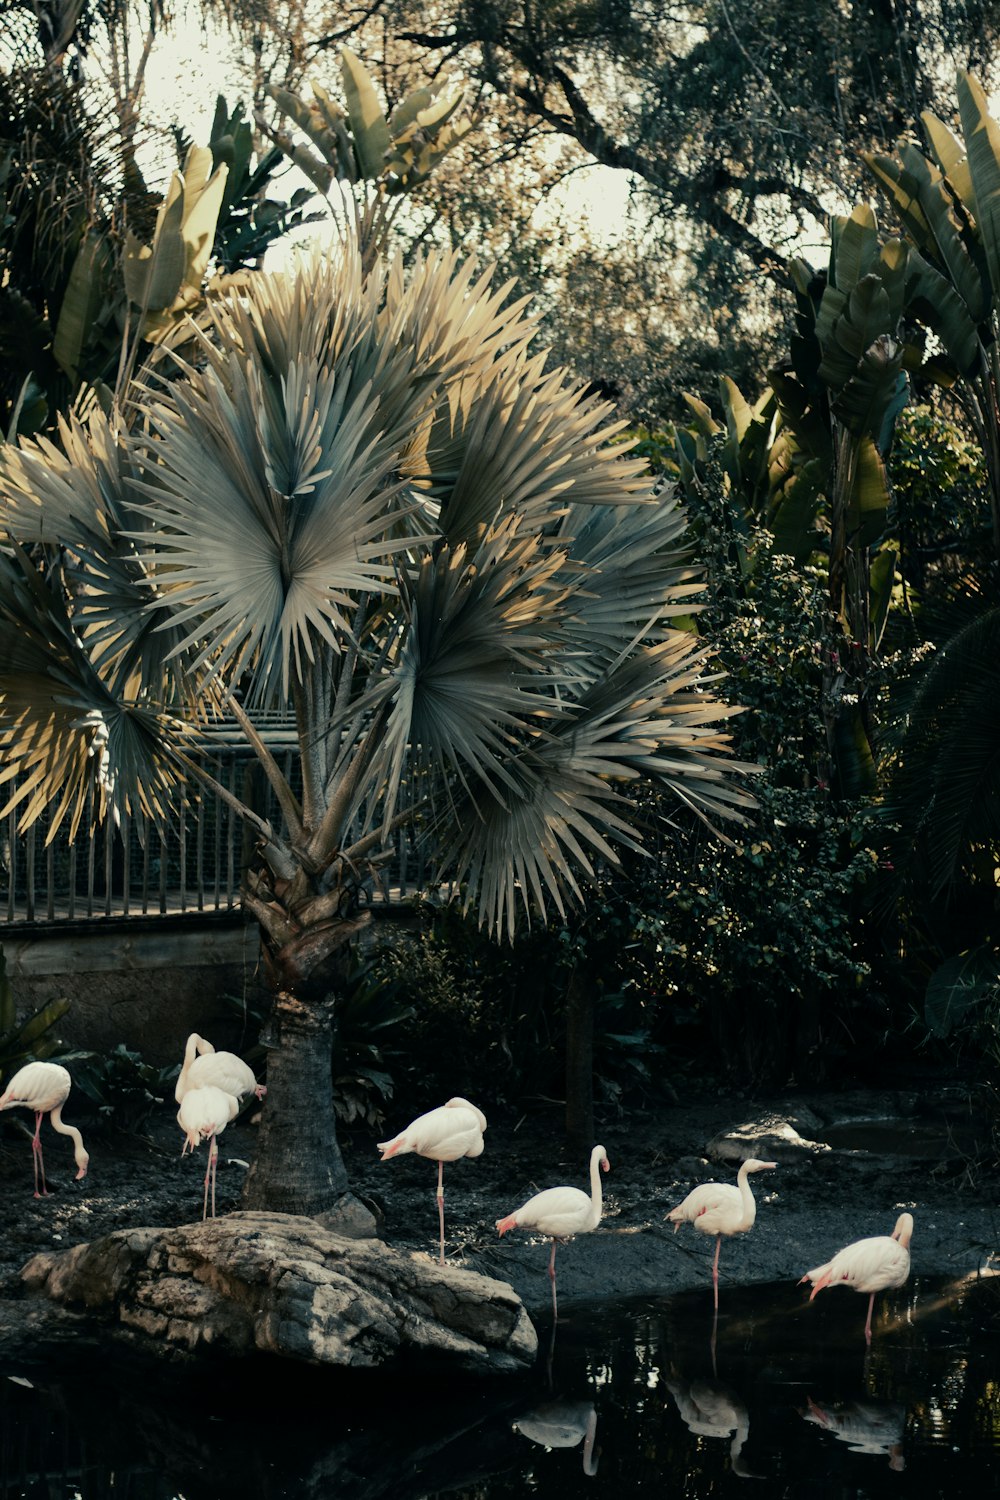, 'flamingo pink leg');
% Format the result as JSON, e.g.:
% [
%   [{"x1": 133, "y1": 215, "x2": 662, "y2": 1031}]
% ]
[
  {"x1": 712, "y1": 1233, "x2": 722, "y2": 1310},
  {"x1": 864, "y1": 1291, "x2": 875, "y2": 1345},
  {"x1": 436, "y1": 1159, "x2": 445, "y2": 1265},
  {"x1": 211, "y1": 1139, "x2": 219, "y2": 1219},
  {"x1": 548, "y1": 1239, "x2": 559, "y2": 1322},
  {"x1": 201, "y1": 1136, "x2": 217, "y2": 1221},
  {"x1": 31, "y1": 1111, "x2": 49, "y2": 1199}
]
